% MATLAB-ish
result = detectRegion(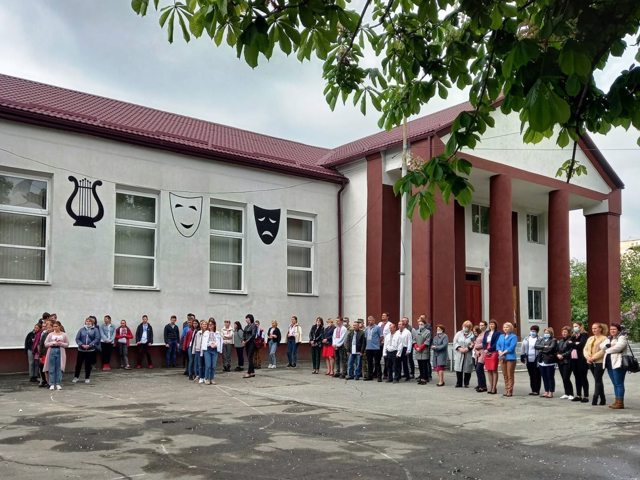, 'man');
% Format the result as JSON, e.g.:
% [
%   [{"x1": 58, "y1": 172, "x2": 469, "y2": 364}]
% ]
[
  {"x1": 398, "y1": 320, "x2": 413, "y2": 381},
  {"x1": 286, "y1": 316, "x2": 302, "y2": 368},
  {"x1": 164, "y1": 315, "x2": 180, "y2": 368},
  {"x1": 345, "y1": 319, "x2": 366, "y2": 380},
  {"x1": 402, "y1": 317, "x2": 416, "y2": 379},
  {"x1": 221, "y1": 320, "x2": 234, "y2": 372},
  {"x1": 378, "y1": 313, "x2": 391, "y2": 379},
  {"x1": 135, "y1": 315, "x2": 154, "y2": 368},
  {"x1": 382, "y1": 322, "x2": 402, "y2": 383},
  {"x1": 364, "y1": 316, "x2": 382, "y2": 382},
  {"x1": 332, "y1": 317, "x2": 348, "y2": 378},
  {"x1": 99, "y1": 315, "x2": 116, "y2": 371},
  {"x1": 73, "y1": 316, "x2": 101, "y2": 384}
]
